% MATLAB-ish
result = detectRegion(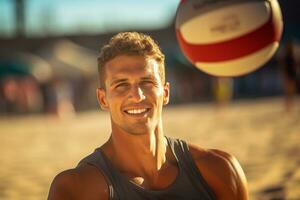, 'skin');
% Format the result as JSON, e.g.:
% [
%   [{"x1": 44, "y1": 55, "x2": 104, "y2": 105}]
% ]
[{"x1": 48, "y1": 55, "x2": 249, "y2": 200}]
